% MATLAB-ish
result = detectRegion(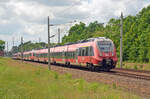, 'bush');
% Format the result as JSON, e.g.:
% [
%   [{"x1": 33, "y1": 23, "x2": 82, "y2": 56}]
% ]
[{"x1": 134, "y1": 65, "x2": 138, "y2": 70}]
